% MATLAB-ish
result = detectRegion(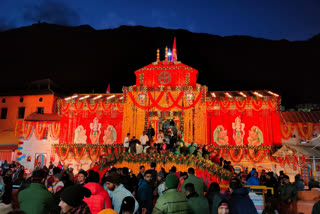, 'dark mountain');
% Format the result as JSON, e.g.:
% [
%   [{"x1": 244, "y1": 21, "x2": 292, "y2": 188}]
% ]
[{"x1": 0, "y1": 22, "x2": 319, "y2": 108}]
